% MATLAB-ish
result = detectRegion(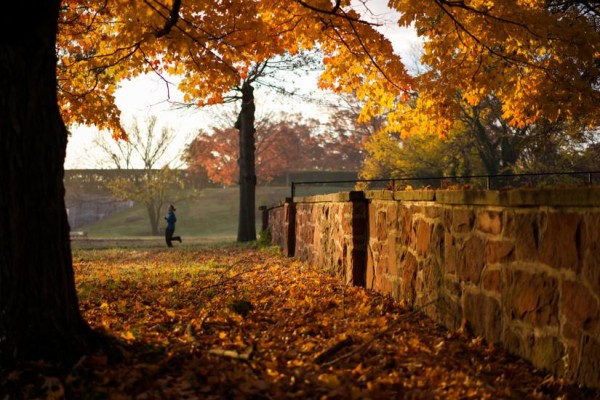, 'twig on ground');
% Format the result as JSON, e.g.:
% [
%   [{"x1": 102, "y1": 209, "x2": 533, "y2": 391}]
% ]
[
  {"x1": 314, "y1": 336, "x2": 354, "y2": 364},
  {"x1": 208, "y1": 345, "x2": 254, "y2": 361},
  {"x1": 320, "y1": 299, "x2": 439, "y2": 367}
]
